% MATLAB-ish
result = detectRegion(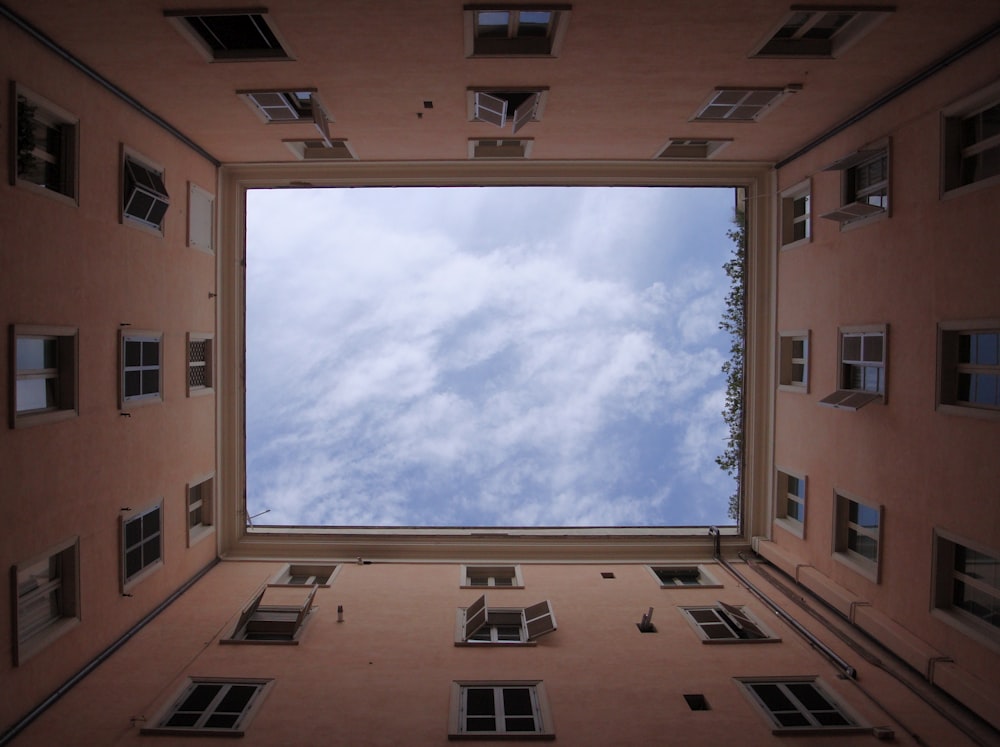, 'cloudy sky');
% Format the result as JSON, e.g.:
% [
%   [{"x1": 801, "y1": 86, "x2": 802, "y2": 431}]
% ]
[{"x1": 245, "y1": 186, "x2": 737, "y2": 527}]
